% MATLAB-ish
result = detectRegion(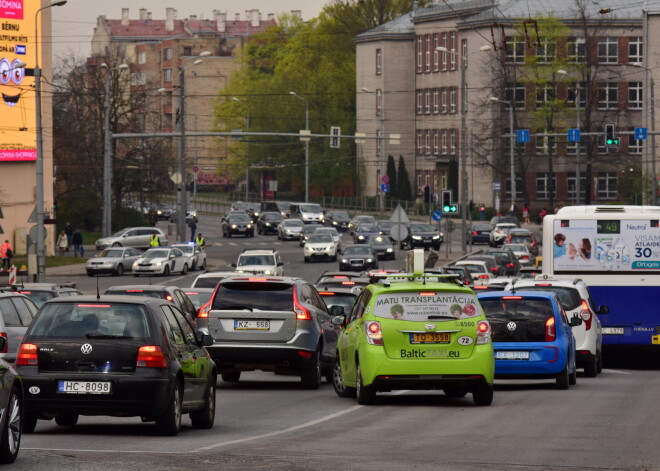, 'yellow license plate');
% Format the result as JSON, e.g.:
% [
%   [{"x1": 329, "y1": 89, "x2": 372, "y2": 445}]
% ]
[{"x1": 410, "y1": 332, "x2": 450, "y2": 344}]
